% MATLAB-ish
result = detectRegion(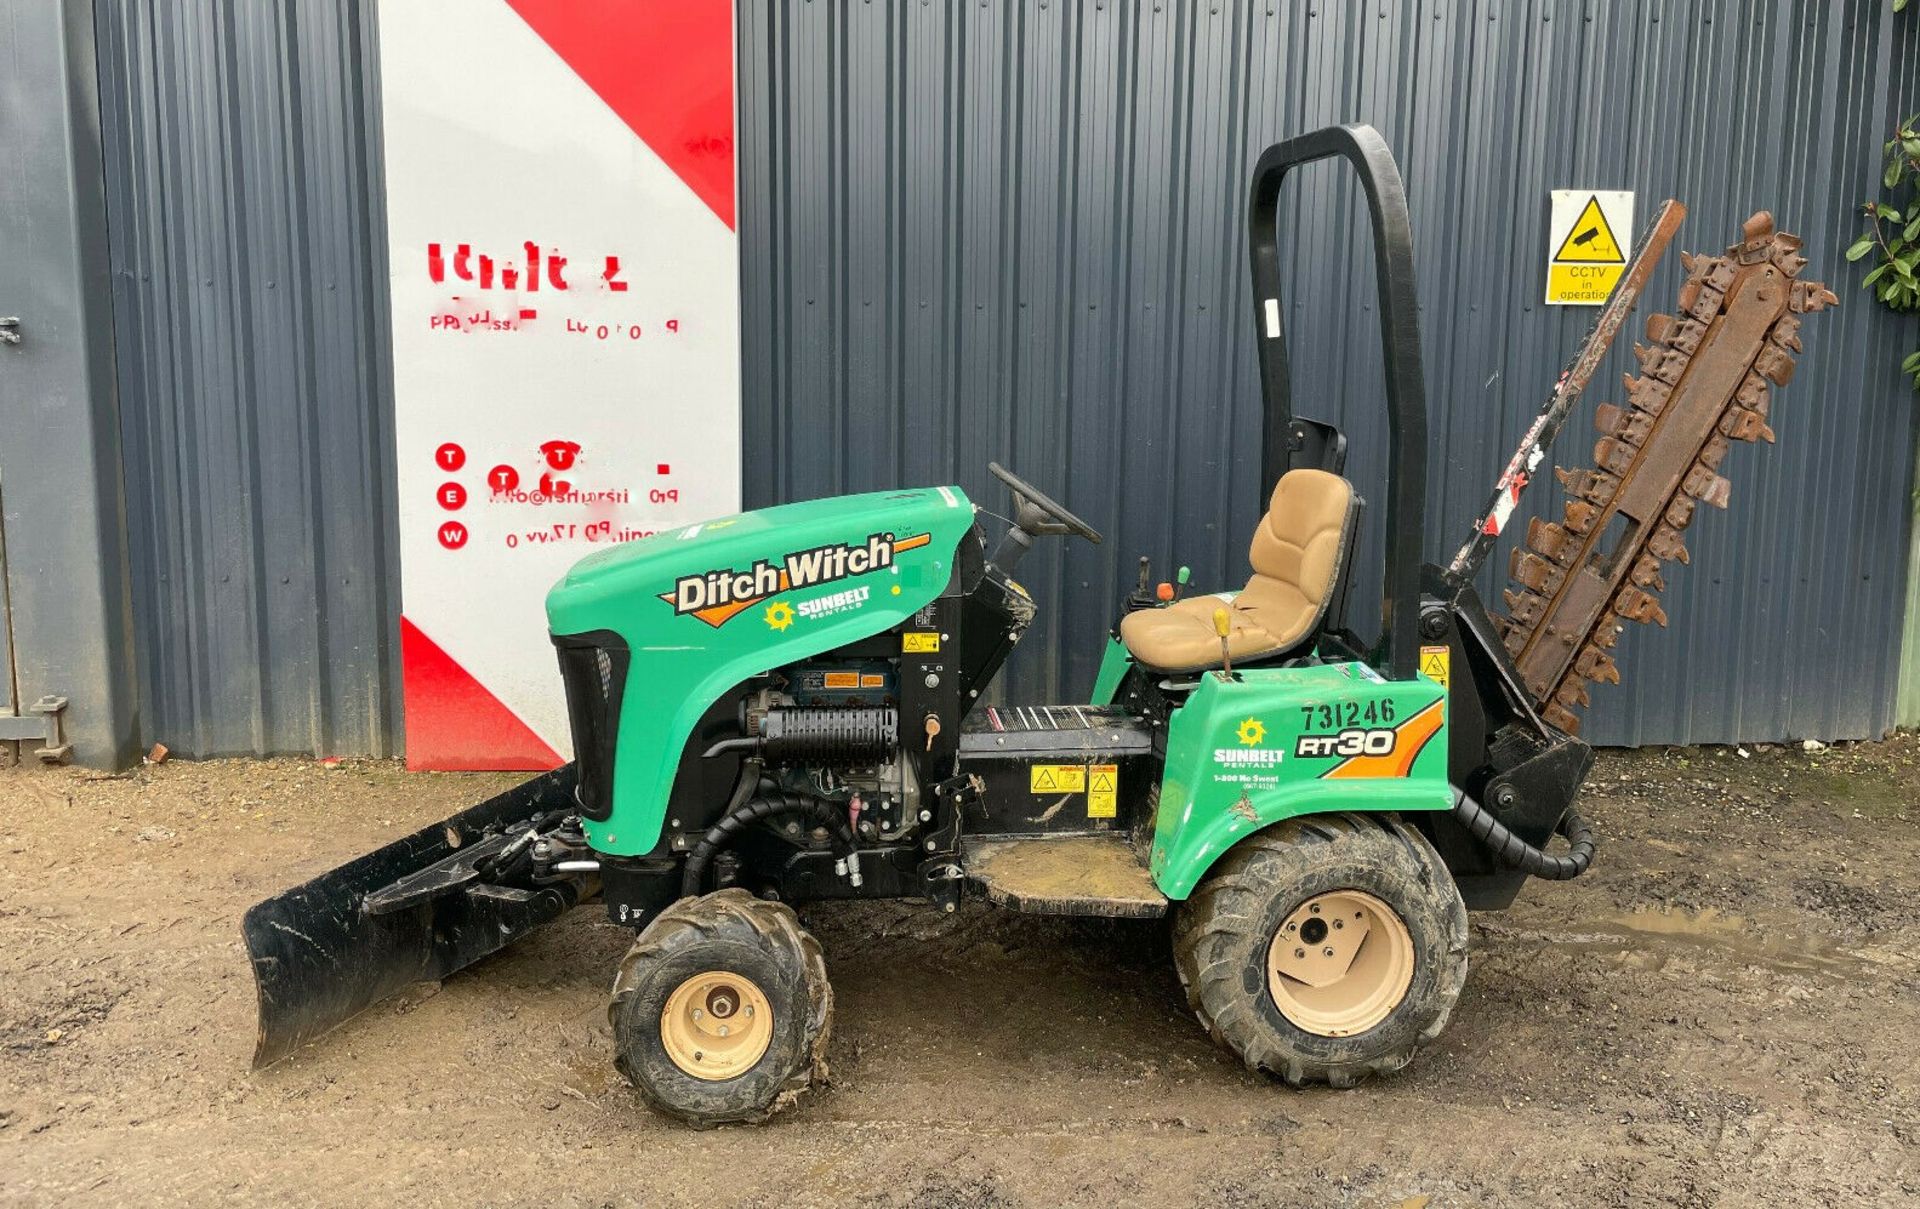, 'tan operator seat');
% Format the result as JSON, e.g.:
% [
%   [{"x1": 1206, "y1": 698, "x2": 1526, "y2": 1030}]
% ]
[{"x1": 1119, "y1": 469, "x2": 1358, "y2": 672}]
